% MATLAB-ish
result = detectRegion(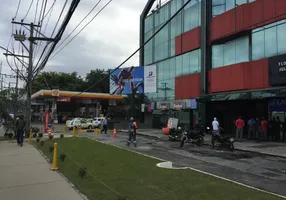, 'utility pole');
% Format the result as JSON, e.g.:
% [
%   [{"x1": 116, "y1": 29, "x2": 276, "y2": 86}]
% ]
[{"x1": 4, "y1": 21, "x2": 54, "y2": 131}]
